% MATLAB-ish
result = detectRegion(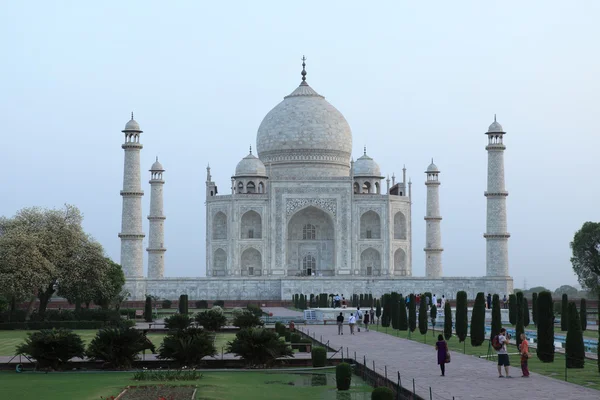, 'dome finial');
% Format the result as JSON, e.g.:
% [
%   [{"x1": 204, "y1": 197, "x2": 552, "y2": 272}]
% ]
[
  {"x1": 431, "y1": 157, "x2": 434, "y2": 164},
  {"x1": 494, "y1": 113, "x2": 497, "y2": 122},
  {"x1": 301, "y1": 55, "x2": 307, "y2": 84},
  {"x1": 156, "y1": 156, "x2": 158, "y2": 162},
  {"x1": 249, "y1": 145, "x2": 252, "y2": 155},
  {"x1": 364, "y1": 146, "x2": 367, "y2": 155},
  {"x1": 131, "y1": 111, "x2": 134, "y2": 120}
]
